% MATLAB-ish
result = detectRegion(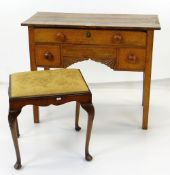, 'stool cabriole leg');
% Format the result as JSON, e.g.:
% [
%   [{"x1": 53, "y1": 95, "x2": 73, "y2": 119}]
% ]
[
  {"x1": 81, "y1": 103, "x2": 94, "y2": 161},
  {"x1": 16, "y1": 119, "x2": 20, "y2": 138},
  {"x1": 8, "y1": 109, "x2": 22, "y2": 170},
  {"x1": 75, "y1": 102, "x2": 81, "y2": 131}
]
